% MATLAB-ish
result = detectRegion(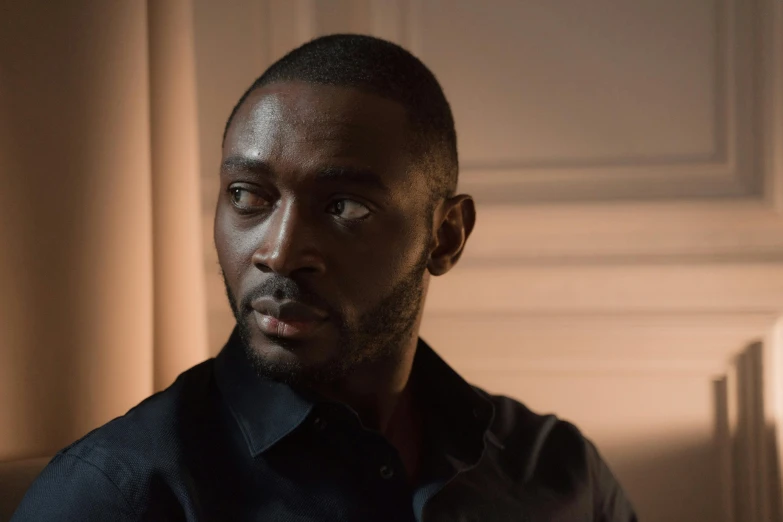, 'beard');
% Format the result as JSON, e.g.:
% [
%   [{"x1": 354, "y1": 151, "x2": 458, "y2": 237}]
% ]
[{"x1": 222, "y1": 247, "x2": 429, "y2": 387}]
